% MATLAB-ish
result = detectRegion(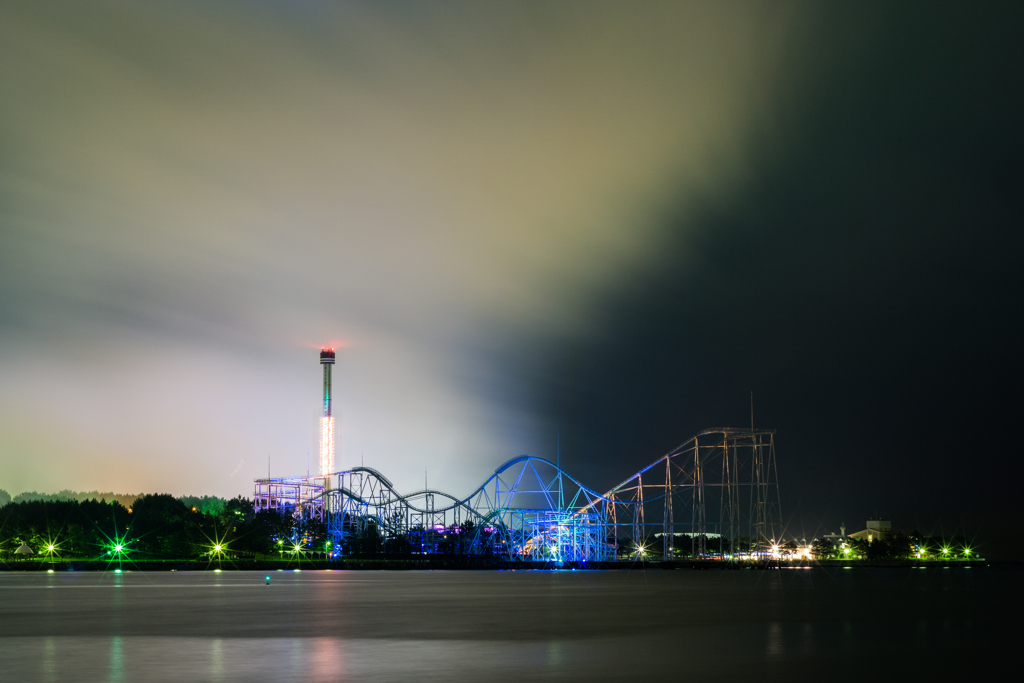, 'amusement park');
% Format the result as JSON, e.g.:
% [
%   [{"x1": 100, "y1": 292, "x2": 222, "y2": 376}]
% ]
[{"x1": 254, "y1": 349, "x2": 783, "y2": 564}]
